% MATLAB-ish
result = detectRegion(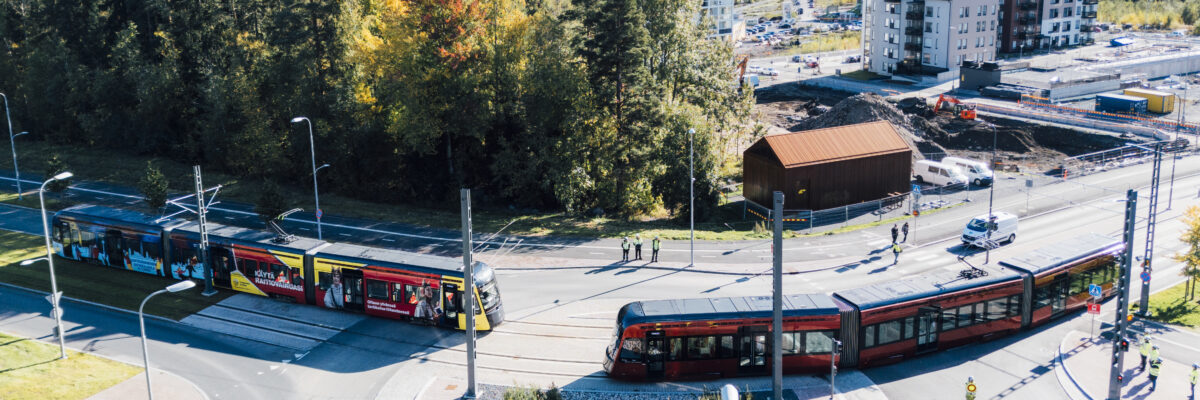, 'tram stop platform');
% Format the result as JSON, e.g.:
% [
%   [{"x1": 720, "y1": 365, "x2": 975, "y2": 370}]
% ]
[
  {"x1": 1057, "y1": 330, "x2": 1196, "y2": 399},
  {"x1": 88, "y1": 370, "x2": 207, "y2": 400}
]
